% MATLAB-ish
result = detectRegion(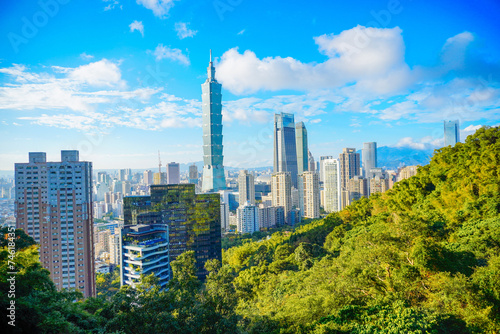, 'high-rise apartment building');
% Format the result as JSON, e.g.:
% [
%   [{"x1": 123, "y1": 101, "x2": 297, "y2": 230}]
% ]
[
  {"x1": 323, "y1": 158, "x2": 341, "y2": 213},
  {"x1": 298, "y1": 171, "x2": 320, "y2": 219},
  {"x1": 319, "y1": 156, "x2": 334, "y2": 184},
  {"x1": 238, "y1": 170, "x2": 255, "y2": 205},
  {"x1": 202, "y1": 51, "x2": 226, "y2": 192},
  {"x1": 271, "y1": 172, "x2": 292, "y2": 224},
  {"x1": 237, "y1": 202, "x2": 259, "y2": 234},
  {"x1": 188, "y1": 164, "x2": 198, "y2": 184},
  {"x1": 370, "y1": 176, "x2": 389, "y2": 195},
  {"x1": 339, "y1": 148, "x2": 360, "y2": 209},
  {"x1": 397, "y1": 166, "x2": 418, "y2": 182},
  {"x1": 274, "y1": 113, "x2": 298, "y2": 188},
  {"x1": 220, "y1": 201, "x2": 229, "y2": 231},
  {"x1": 362, "y1": 142, "x2": 377, "y2": 177},
  {"x1": 153, "y1": 172, "x2": 167, "y2": 185},
  {"x1": 258, "y1": 205, "x2": 285, "y2": 229},
  {"x1": 15, "y1": 151, "x2": 95, "y2": 297},
  {"x1": 167, "y1": 162, "x2": 180, "y2": 184},
  {"x1": 348, "y1": 176, "x2": 368, "y2": 204},
  {"x1": 123, "y1": 184, "x2": 221, "y2": 281},
  {"x1": 296, "y1": 122, "x2": 309, "y2": 175},
  {"x1": 444, "y1": 120, "x2": 460, "y2": 147}
]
